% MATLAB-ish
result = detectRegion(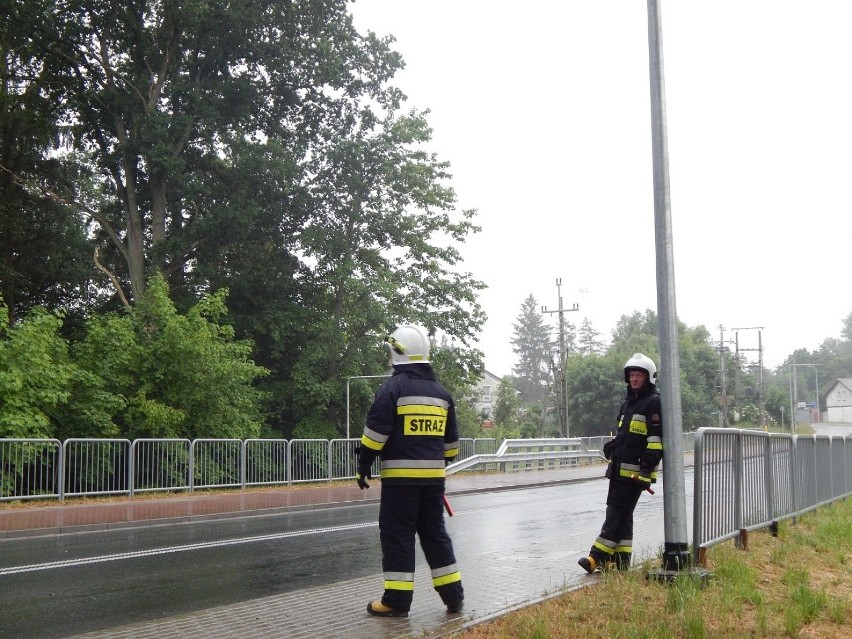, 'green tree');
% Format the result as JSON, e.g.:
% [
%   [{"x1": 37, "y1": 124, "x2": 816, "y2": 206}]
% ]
[
  {"x1": 842, "y1": 311, "x2": 852, "y2": 342},
  {"x1": 676, "y1": 324, "x2": 718, "y2": 430},
  {"x1": 3, "y1": 1, "x2": 486, "y2": 440},
  {"x1": 4, "y1": 0, "x2": 403, "y2": 304},
  {"x1": 510, "y1": 295, "x2": 551, "y2": 405},
  {"x1": 430, "y1": 340, "x2": 483, "y2": 438},
  {"x1": 610, "y1": 310, "x2": 659, "y2": 356},
  {"x1": 518, "y1": 404, "x2": 544, "y2": 439},
  {"x1": 0, "y1": 302, "x2": 74, "y2": 438},
  {"x1": 4, "y1": 0, "x2": 484, "y2": 436},
  {"x1": 493, "y1": 377, "x2": 521, "y2": 433},
  {"x1": 763, "y1": 381, "x2": 790, "y2": 429},
  {"x1": 565, "y1": 351, "x2": 624, "y2": 437},
  {"x1": 268, "y1": 109, "x2": 485, "y2": 437},
  {"x1": 568, "y1": 309, "x2": 719, "y2": 435},
  {"x1": 0, "y1": 25, "x2": 95, "y2": 324},
  {"x1": 577, "y1": 317, "x2": 606, "y2": 355},
  {"x1": 73, "y1": 274, "x2": 268, "y2": 439},
  {"x1": 811, "y1": 316, "x2": 852, "y2": 407}
]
